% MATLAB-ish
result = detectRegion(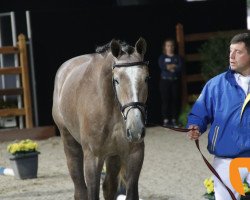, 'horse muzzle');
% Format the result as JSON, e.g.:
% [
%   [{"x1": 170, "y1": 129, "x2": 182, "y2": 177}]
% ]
[{"x1": 126, "y1": 127, "x2": 145, "y2": 143}]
